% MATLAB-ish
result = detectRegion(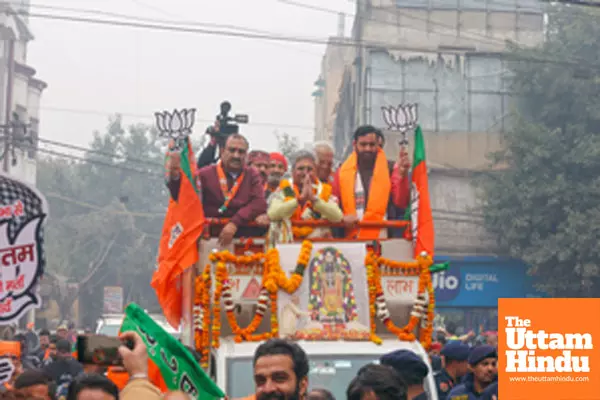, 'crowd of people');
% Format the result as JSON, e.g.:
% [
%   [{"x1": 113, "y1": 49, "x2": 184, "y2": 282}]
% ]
[
  {"x1": 165, "y1": 124, "x2": 412, "y2": 246},
  {"x1": 0, "y1": 322, "x2": 499, "y2": 400},
  {"x1": 238, "y1": 330, "x2": 498, "y2": 400},
  {"x1": 0, "y1": 326, "x2": 205, "y2": 400},
  {"x1": 0, "y1": 124, "x2": 501, "y2": 399}
]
